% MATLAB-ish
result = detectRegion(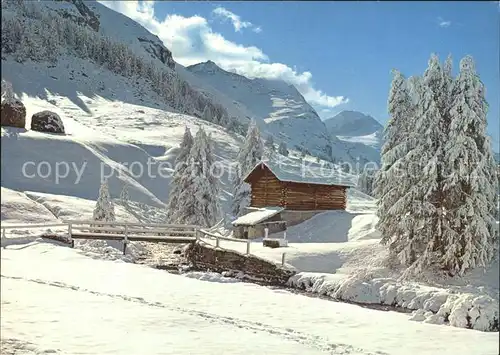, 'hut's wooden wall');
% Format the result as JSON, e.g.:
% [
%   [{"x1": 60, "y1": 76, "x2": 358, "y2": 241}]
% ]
[
  {"x1": 249, "y1": 166, "x2": 283, "y2": 207},
  {"x1": 282, "y1": 182, "x2": 346, "y2": 210},
  {"x1": 248, "y1": 165, "x2": 347, "y2": 210}
]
